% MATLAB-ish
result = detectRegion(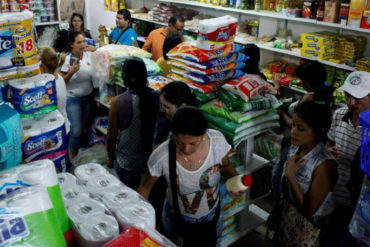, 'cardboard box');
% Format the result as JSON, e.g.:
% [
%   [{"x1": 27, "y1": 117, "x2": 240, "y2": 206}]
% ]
[
  {"x1": 348, "y1": 0, "x2": 366, "y2": 28},
  {"x1": 301, "y1": 32, "x2": 332, "y2": 45},
  {"x1": 302, "y1": 42, "x2": 335, "y2": 53},
  {"x1": 301, "y1": 49, "x2": 334, "y2": 60}
]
